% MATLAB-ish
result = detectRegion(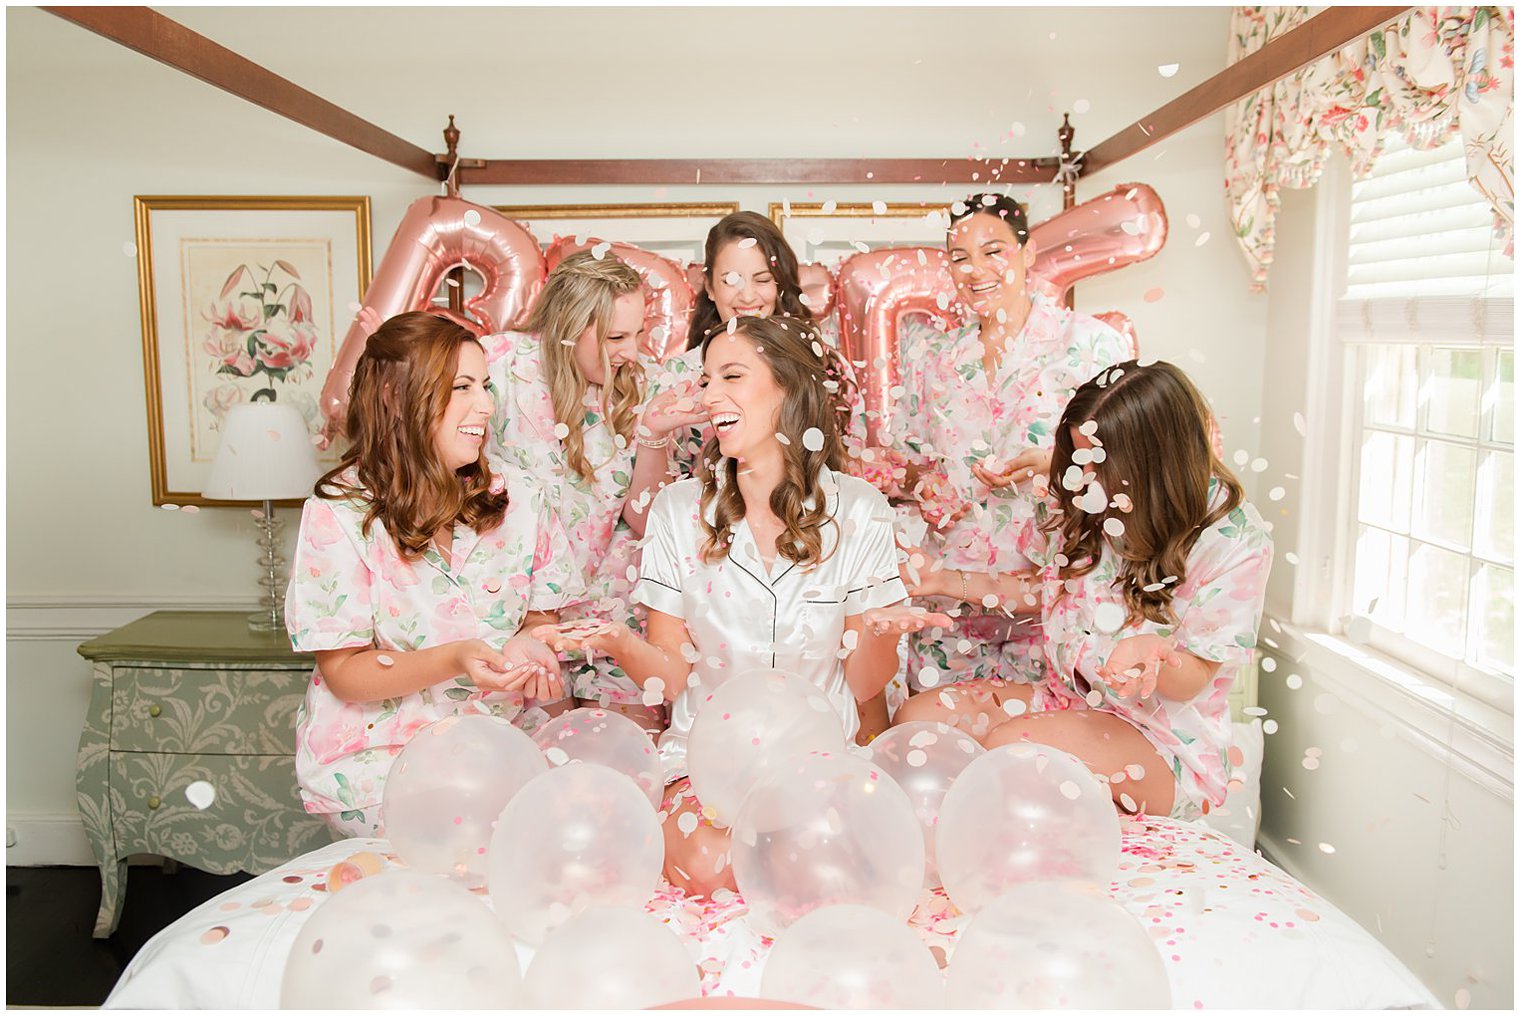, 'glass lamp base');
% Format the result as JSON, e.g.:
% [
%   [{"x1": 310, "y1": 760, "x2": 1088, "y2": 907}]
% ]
[{"x1": 247, "y1": 608, "x2": 286, "y2": 633}]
